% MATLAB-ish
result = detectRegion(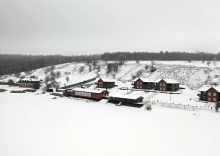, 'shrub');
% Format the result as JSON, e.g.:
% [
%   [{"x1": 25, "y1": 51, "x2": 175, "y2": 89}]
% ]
[
  {"x1": 0, "y1": 89, "x2": 7, "y2": 92},
  {"x1": 51, "y1": 92, "x2": 63, "y2": 97},
  {"x1": 10, "y1": 90, "x2": 25, "y2": 93},
  {"x1": 145, "y1": 104, "x2": 152, "y2": 110}
]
